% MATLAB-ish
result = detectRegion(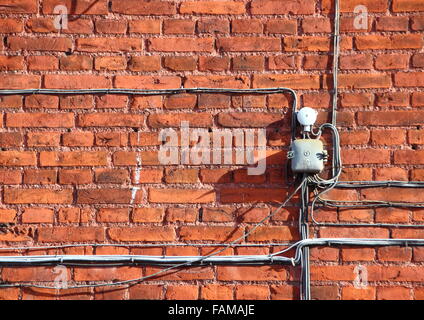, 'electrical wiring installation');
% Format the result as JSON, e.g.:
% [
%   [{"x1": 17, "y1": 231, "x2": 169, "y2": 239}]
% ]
[{"x1": 0, "y1": 177, "x2": 308, "y2": 290}]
